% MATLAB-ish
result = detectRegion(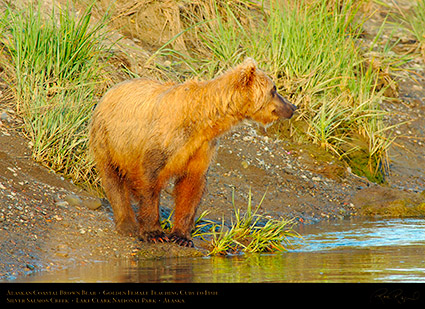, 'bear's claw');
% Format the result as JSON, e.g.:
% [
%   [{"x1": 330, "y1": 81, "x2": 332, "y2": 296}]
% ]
[
  {"x1": 150, "y1": 235, "x2": 169, "y2": 244},
  {"x1": 169, "y1": 235, "x2": 194, "y2": 248},
  {"x1": 141, "y1": 232, "x2": 169, "y2": 244}
]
